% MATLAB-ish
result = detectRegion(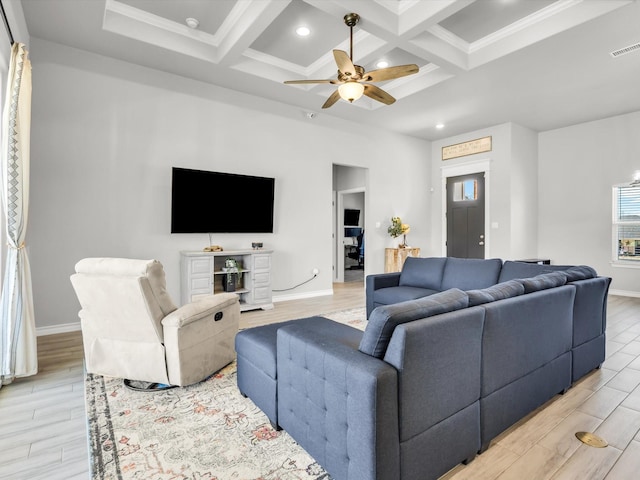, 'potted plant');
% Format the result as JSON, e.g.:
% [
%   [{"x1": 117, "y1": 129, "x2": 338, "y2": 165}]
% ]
[
  {"x1": 388, "y1": 216, "x2": 411, "y2": 248},
  {"x1": 223, "y1": 258, "x2": 241, "y2": 292}
]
